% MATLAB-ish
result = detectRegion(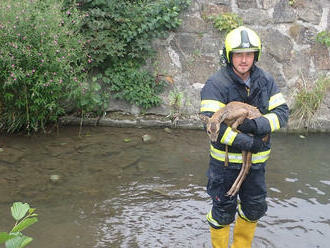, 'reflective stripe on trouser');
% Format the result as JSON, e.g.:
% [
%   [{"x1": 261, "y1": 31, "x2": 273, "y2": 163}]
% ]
[
  {"x1": 210, "y1": 145, "x2": 271, "y2": 164},
  {"x1": 208, "y1": 209, "x2": 230, "y2": 248},
  {"x1": 207, "y1": 209, "x2": 224, "y2": 229},
  {"x1": 238, "y1": 203, "x2": 257, "y2": 223}
]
